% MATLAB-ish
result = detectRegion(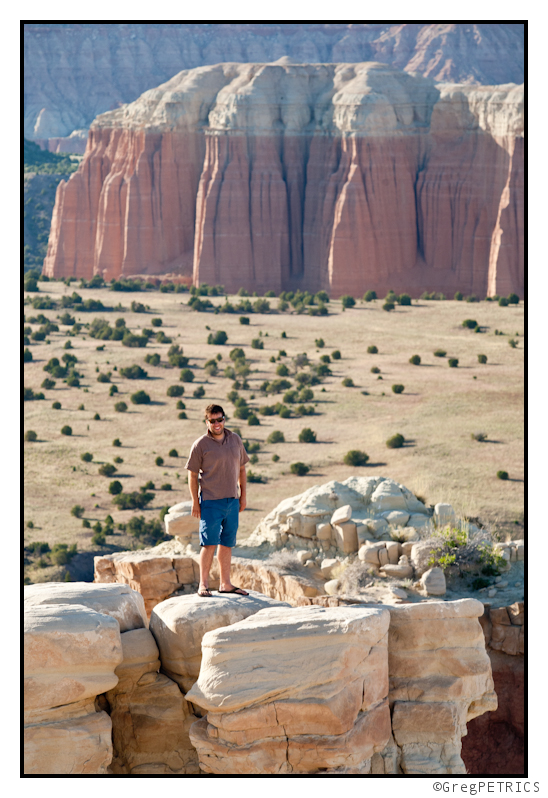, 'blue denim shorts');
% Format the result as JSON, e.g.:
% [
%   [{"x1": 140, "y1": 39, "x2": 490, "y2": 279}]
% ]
[{"x1": 199, "y1": 497, "x2": 240, "y2": 548}]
